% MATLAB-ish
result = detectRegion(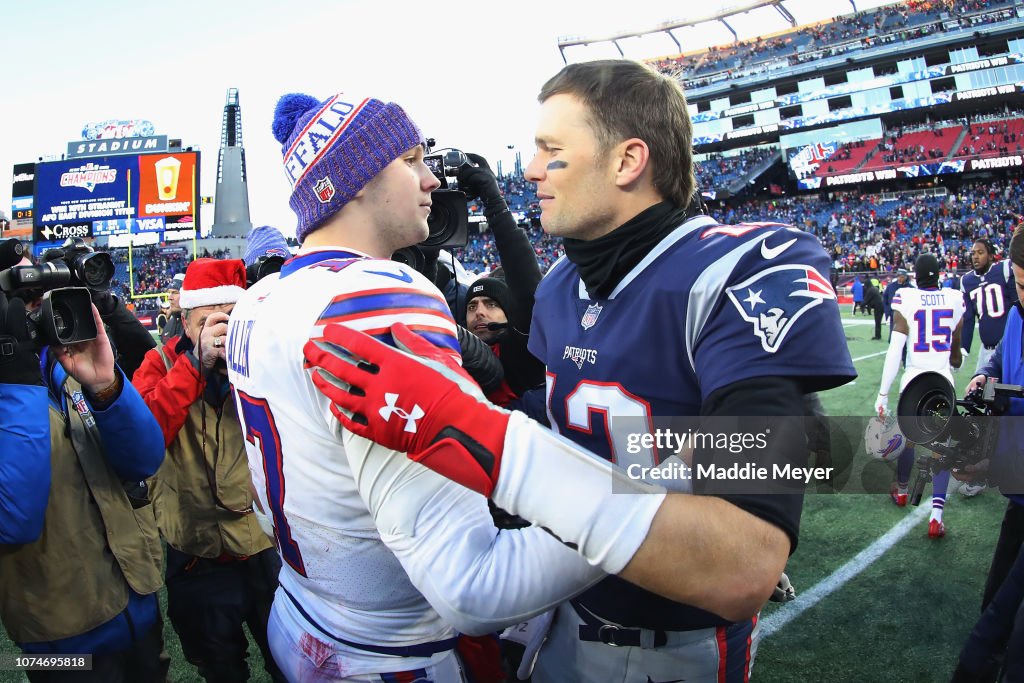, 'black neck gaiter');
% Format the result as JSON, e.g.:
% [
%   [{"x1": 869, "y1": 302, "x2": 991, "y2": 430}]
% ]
[{"x1": 563, "y1": 201, "x2": 696, "y2": 299}]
